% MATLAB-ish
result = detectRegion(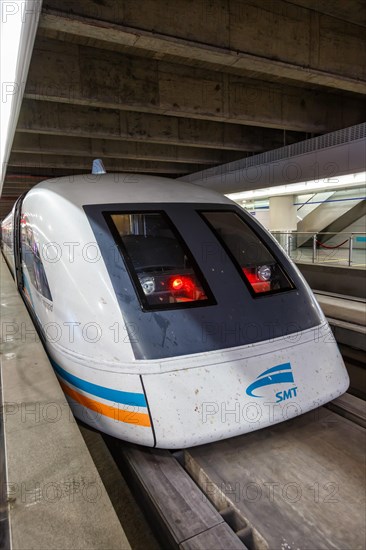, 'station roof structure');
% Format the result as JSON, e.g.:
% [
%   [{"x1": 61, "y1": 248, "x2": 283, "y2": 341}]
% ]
[{"x1": 1, "y1": 0, "x2": 365, "y2": 219}]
